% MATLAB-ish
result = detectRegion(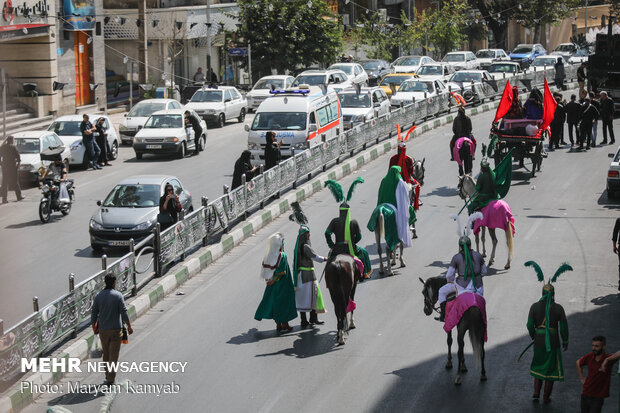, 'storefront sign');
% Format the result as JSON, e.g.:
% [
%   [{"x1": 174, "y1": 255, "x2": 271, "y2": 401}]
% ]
[
  {"x1": 2, "y1": 0, "x2": 50, "y2": 25},
  {"x1": 62, "y1": 0, "x2": 95, "y2": 31},
  {"x1": 0, "y1": 23, "x2": 49, "y2": 40}
]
